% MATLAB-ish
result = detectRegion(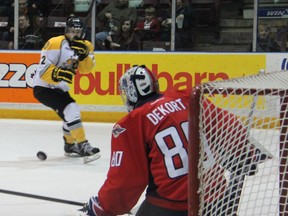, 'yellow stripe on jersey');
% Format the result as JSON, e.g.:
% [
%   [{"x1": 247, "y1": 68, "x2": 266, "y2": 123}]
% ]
[
  {"x1": 40, "y1": 64, "x2": 59, "y2": 84},
  {"x1": 42, "y1": 35, "x2": 65, "y2": 51}
]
